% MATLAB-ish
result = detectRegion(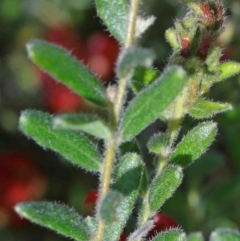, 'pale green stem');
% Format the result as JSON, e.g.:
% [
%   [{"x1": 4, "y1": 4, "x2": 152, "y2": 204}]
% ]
[
  {"x1": 95, "y1": 0, "x2": 141, "y2": 240},
  {"x1": 138, "y1": 87, "x2": 188, "y2": 234},
  {"x1": 114, "y1": 0, "x2": 141, "y2": 121},
  {"x1": 157, "y1": 86, "x2": 188, "y2": 174}
]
